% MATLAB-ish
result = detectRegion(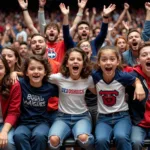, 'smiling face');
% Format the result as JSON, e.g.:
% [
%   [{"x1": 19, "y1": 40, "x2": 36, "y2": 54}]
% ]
[
  {"x1": 138, "y1": 46, "x2": 150, "y2": 77},
  {"x1": 66, "y1": 51, "x2": 84, "y2": 80},
  {"x1": 77, "y1": 24, "x2": 90, "y2": 40},
  {"x1": 1, "y1": 48, "x2": 18, "y2": 72},
  {"x1": 98, "y1": 49, "x2": 119, "y2": 81},
  {"x1": 128, "y1": 31, "x2": 142, "y2": 52},
  {"x1": 31, "y1": 35, "x2": 46, "y2": 56},
  {"x1": 26, "y1": 59, "x2": 46, "y2": 87}
]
